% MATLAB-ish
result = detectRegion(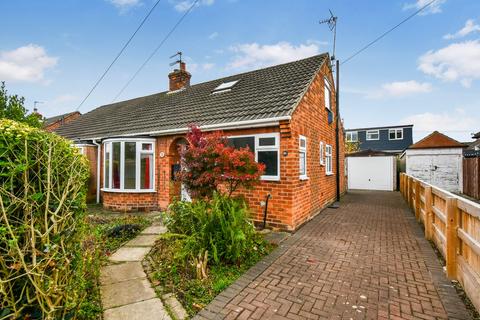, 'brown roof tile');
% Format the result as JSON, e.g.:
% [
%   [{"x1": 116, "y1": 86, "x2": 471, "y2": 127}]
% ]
[{"x1": 409, "y1": 131, "x2": 465, "y2": 149}]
